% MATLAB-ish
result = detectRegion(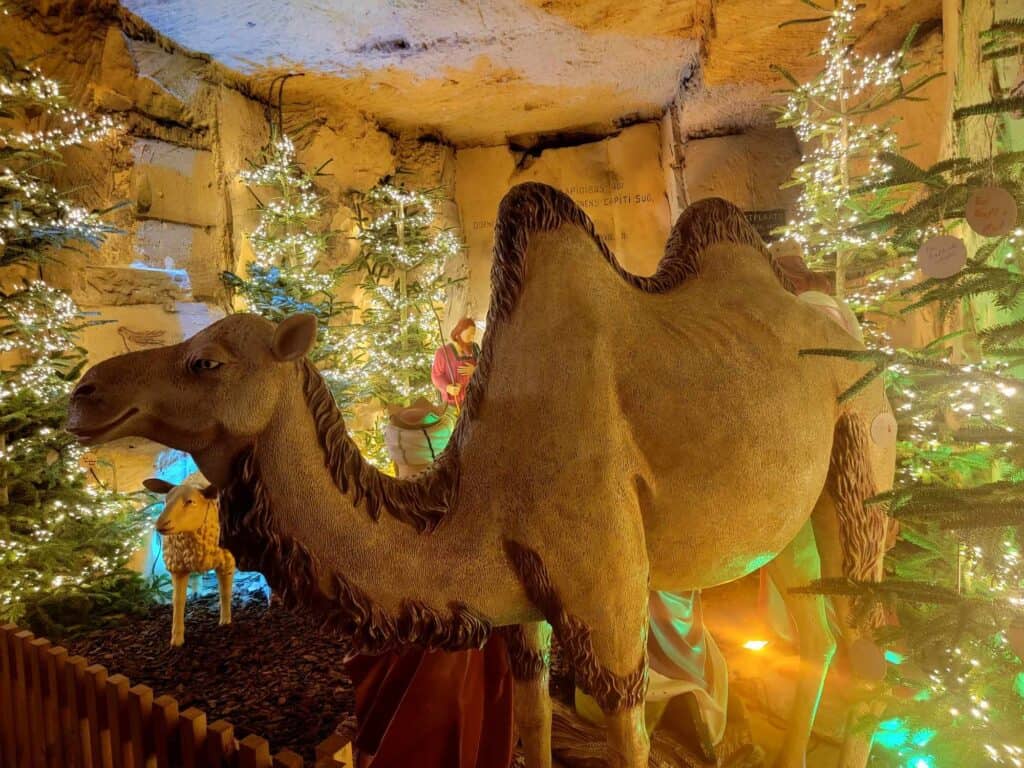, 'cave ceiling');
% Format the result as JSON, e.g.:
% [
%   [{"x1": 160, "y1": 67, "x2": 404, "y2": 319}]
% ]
[{"x1": 120, "y1": 0, "x2": 940, "y2": 147}]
